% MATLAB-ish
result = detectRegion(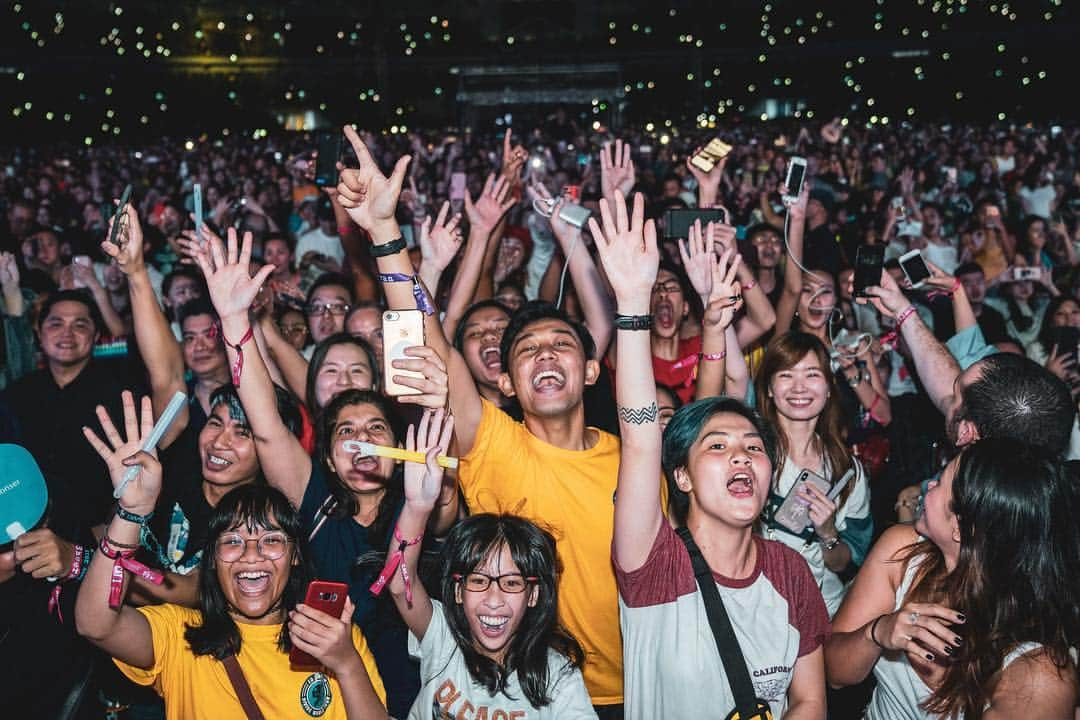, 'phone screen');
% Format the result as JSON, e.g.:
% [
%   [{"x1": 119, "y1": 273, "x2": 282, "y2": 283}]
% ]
[
  {"x1": 662, "y1": 209, "x2": 725, "y2": 240},
  {"x1": 853, "y1": 245, "x2": 885, "y2": 297},
  {"x1": 450, "y1": 173, "x2": 467, "y2": 201},
  {"x1": 900, "y1": 252, "x2": 931, "y2": 287},
  {"x1": 315, "y1": 132, "x2": 342, "y2": 187},
  {"x1": 785, "y1": 160, "x2": 806, "y2": 197}
]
